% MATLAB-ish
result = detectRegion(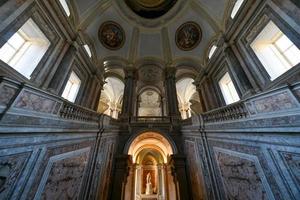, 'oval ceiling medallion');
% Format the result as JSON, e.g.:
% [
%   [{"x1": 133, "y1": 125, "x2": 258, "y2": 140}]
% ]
[
  {"x1": 175, "y1": 22, "x2": 202, "y2": 51},
  {"x1": 124, "y1": 0, "x2": 177, "y2": 19},
  {"x1": 99, "y1": 21, "x2": 125, "y2": 50}
]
